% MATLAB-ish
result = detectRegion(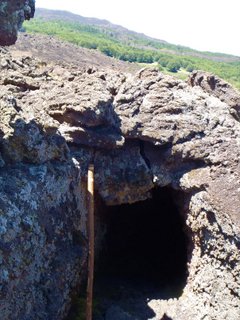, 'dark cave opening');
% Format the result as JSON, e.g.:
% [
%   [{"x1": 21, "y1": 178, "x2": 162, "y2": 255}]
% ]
[{"x1": 95, "y1": 187, "x2": 189, "y2": 299}]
